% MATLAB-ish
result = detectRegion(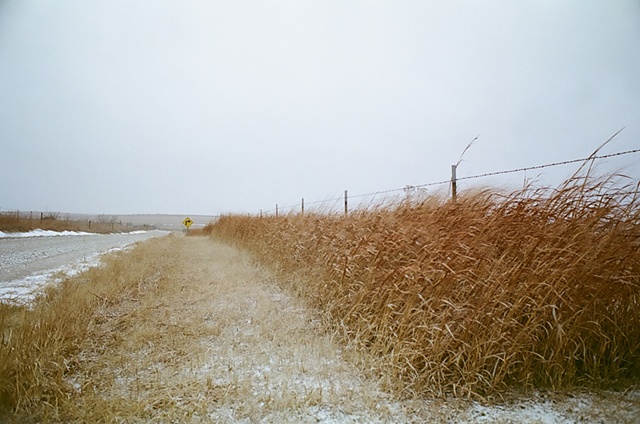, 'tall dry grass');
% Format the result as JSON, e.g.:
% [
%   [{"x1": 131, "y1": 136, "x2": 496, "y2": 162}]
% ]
[
  {"x1": 205, "y1": 173, "x2": 640, "y2": 398},
  {"x1": 0, "y1": 236, "x2": 175, "y2": 420}
]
